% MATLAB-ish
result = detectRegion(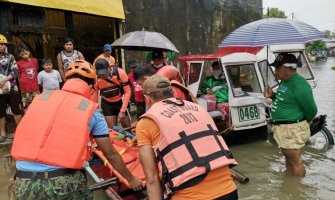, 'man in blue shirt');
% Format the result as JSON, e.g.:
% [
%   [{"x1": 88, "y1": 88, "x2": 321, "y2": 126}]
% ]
[{"x1": 12, "y1": 60, "x2": 143, "y2": 199}]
